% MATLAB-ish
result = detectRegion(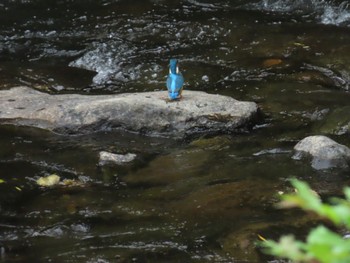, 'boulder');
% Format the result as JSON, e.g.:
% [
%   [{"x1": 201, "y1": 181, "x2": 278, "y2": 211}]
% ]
[
  {"x1": 0, "y1": 86, "x2": 258, "y2": 138},
  {"x1": 293, "y1": 135, "x2": 350, "y2": 169}
]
